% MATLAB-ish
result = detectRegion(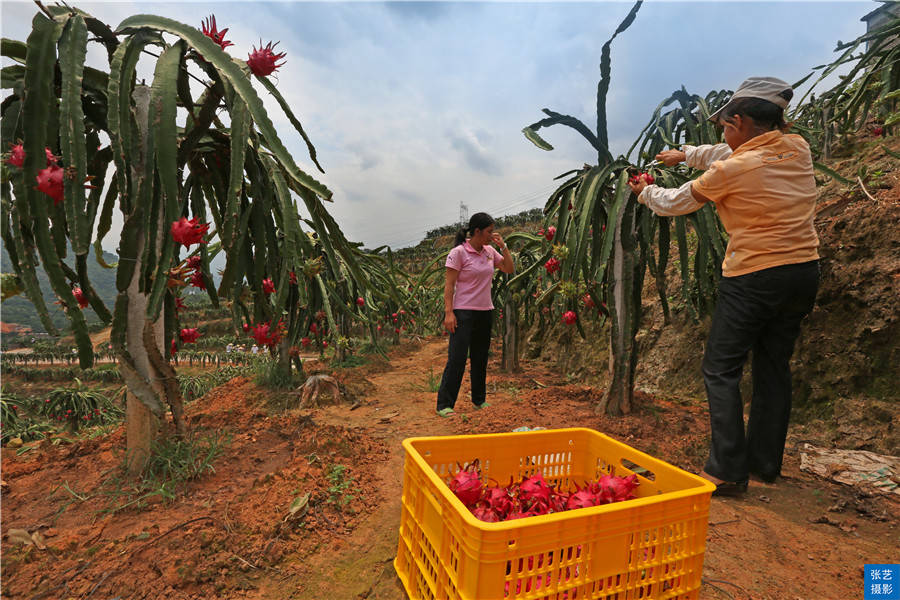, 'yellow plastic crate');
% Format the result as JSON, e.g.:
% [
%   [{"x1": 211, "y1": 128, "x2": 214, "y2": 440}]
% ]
[{"x1": 394, "y1": 427, "x2": 716, "y2": 600}]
